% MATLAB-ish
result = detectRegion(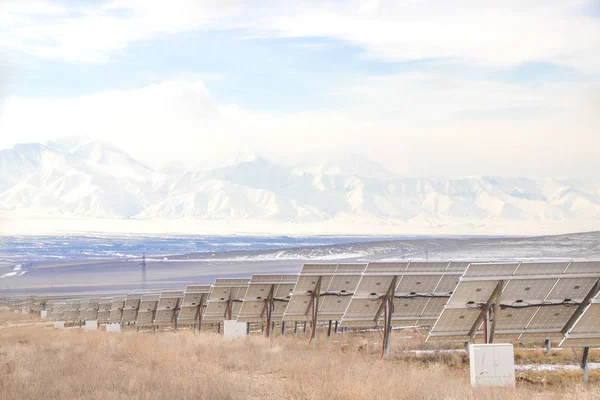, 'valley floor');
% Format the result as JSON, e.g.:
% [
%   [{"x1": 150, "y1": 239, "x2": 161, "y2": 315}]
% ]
[{"x1": 0, "y1": 312, "x2": 598, "y2": 400}]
